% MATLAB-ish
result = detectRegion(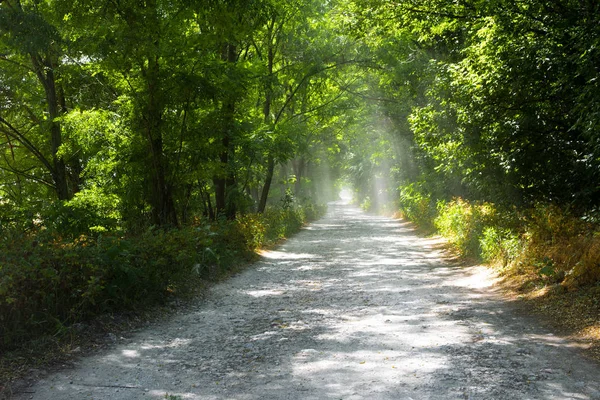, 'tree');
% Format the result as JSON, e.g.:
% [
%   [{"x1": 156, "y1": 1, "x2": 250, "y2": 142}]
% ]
[
  {"x1": 249, "y1": 0, "x2": 361, "y2": 212},
  {"x1": 0, "y1": 0, "x2": 81, "y2": 202},
  {"x1": 345, "y1": 0, "x2": 600, "y2": 211}
]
